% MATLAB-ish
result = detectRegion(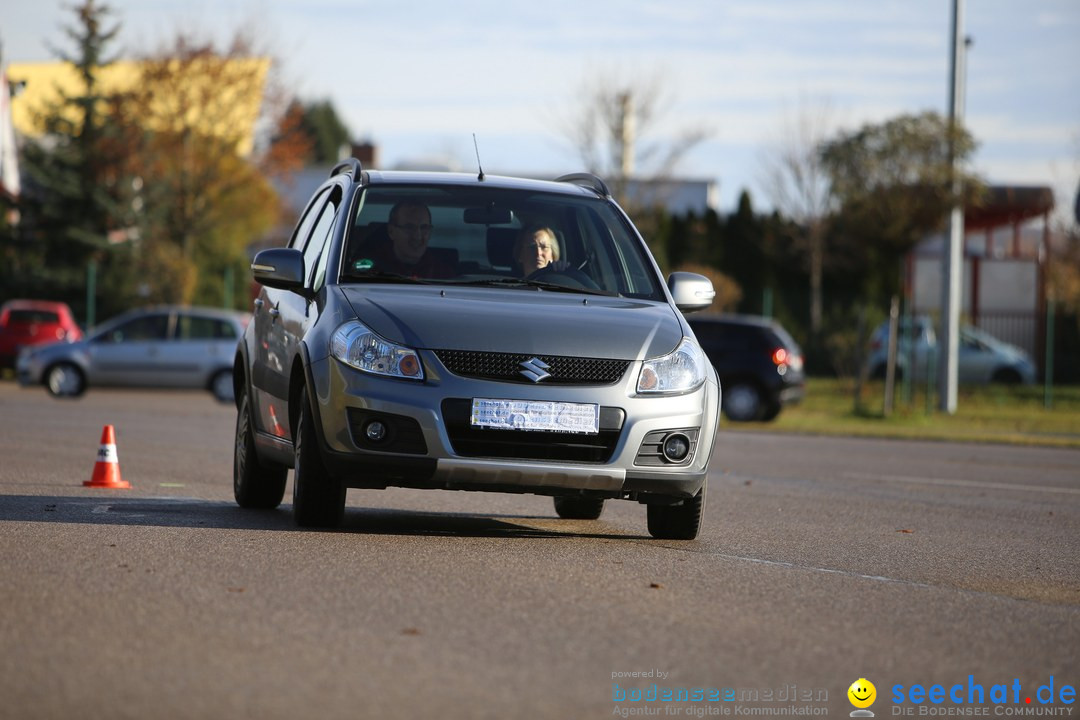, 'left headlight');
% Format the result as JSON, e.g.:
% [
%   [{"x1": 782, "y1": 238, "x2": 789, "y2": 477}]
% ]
[
  {"x1": 330, "y1": 321, "x2": 424, "y2": 380},
  {"x1": 637, "y1": 337, "x2": 707, "y2": 395}
]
